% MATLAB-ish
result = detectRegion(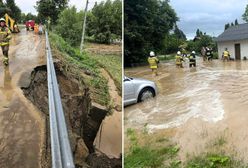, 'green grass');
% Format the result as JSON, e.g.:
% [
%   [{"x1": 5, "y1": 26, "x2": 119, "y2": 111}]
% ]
[
  {"x1": 186, "y1": 153, "x2": 247, "y2": 168},
  {"x1": 158, "y1": 54, "x2": 175, "y2": 61},
  {"x1": 125, "y1": 129, "x2": 248, "y2": 168},
  {"x1": 125, "y1": 146, "x2": 167, "y2": 168},
  {"x1": 213, "y1": 52, "x2": 219, "y2": 59},
  {"x1": 125, "y1": 128, "x2": 180, "y2": 168},
  {"x1": 49, "y1": 32, "x2": 110, "y2": 106},
  {"x1": 91, "y1": 54, "x2": 122, "y2": 94}
]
